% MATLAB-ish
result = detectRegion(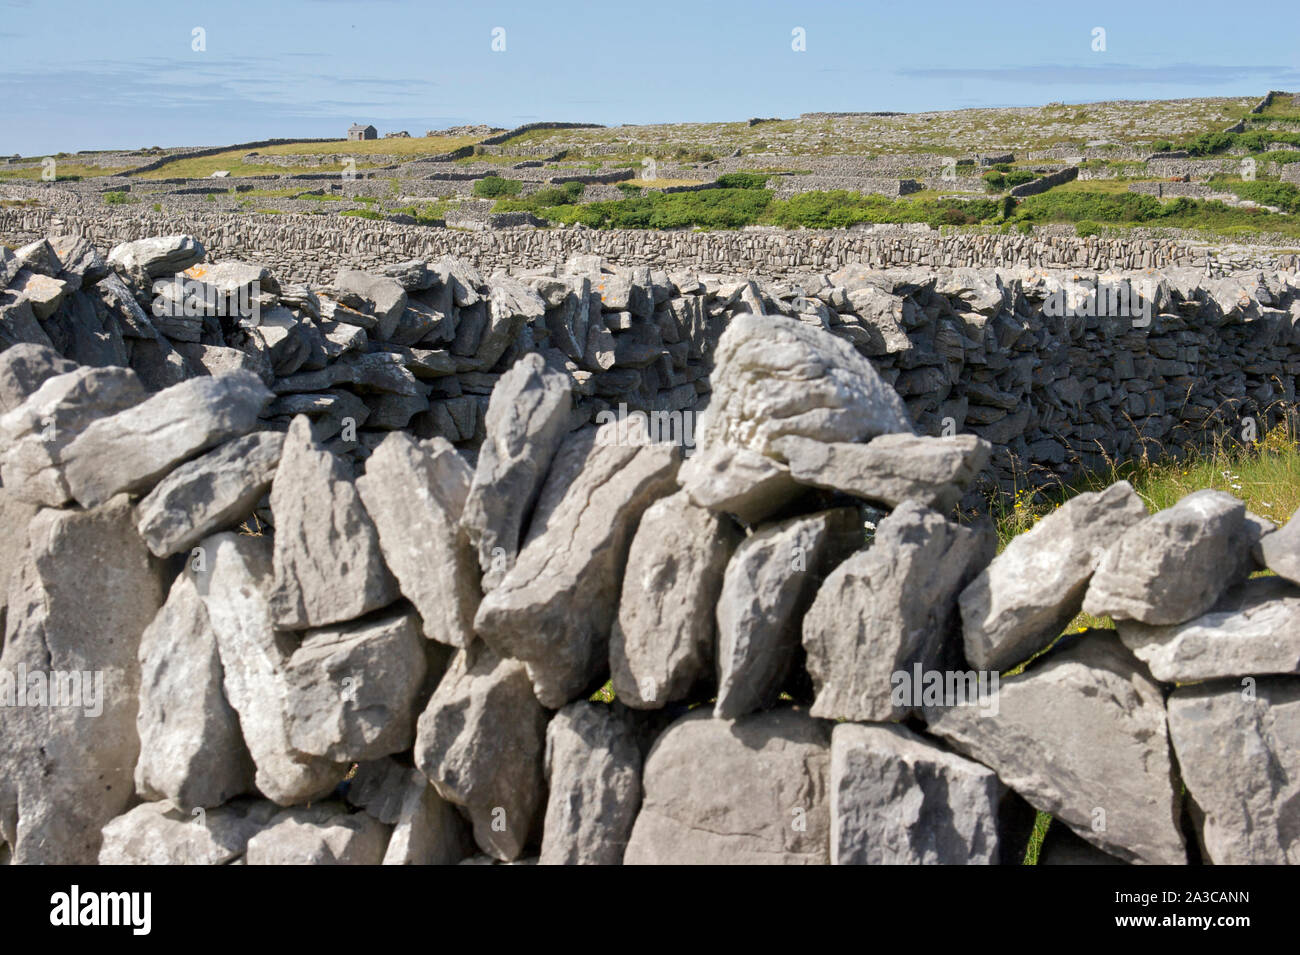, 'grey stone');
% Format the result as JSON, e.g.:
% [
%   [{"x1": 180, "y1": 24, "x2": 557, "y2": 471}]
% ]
[
  {"x1": 0, "y1": 495, "x2": 164, "y2": 864},
  {"x1": 196, "y1": 532, "x2": 348, "y2": 806},
  {"x1": 135, "y1": 572, "x2": 254, "y2": 810},
  {"x1": 282, "y1": 607, "x2": 428, "y2": 762},
  {"x1": 925, "y1": 632, "x2": 1186, "y2": 865},
  {"x1": 381, "y1": 767, "x2": 474, "y2": 865},
  {"x1": 624, "y1": 707, "x2": 831, "y2": 865},
  {"x1": 245, "y1": 803, "x2": 390, "y2": 865},
  {"x1": 268, "y1": 415, "x2": 399, "y2": 630},
  {"x1": 677, "y1": 444, "x2": 804, "y2": 525},
  {"x1": 962, "y1": 481, "x2": 1148, "y2": 671},
  {"x1": 474, "y1": 421, "x2": 680, "y2": 708},
  {"x1": 610, "y1": 491, "x2": 741, "y2": 708},
  {"x1": 1260, "y1": 505, "x2": 1300, "y2": 585},
  {"x1": 714, "y1": 508, "x2": 860, "y2": 720},
  {"x1": 9, "y1": 270, "x2": 69, "y2": 319},
  {"x1": 135, "y1": 431, "x2": 284, "y2": 558},
  {"x1": 831, "y1": 722, "x2": 1008, "y2": 864},
  {"x1": 1083, "y1": 489, "x2": 1252, "y2": 625},
  {"x1": 461, "y1": 352, "x2": 572, "y2": 591},
  {"x1": 774, "y1": 432, "x2": 990, "y2": 511},
  {"x1": 479, "y1": 276, "x2": 545, "y2": 367},
  {"x1": 1167, "y1": 677, "x2": 1300, "y2": 864},
  {"x1": 0, "y1": 297, "x2": 55, "y2": 351},
  {"x1": 805, "y1": 502, "x2": 994, "y2": 722},
  {"x1": 98, "y1": 799, "x2": 279, "y2": 865},
  {"x1": 107, "y1": 234, "x2": 204, "y2": 285},
  {"x1": 540, "y1": 702, "x2": 643, "y2": 865},
  {"x1": 356, "y1": 432, "x2": 479, "y2": 647},
  {"x1": 414, "y1": 645, "x2": 548, "y2": 861},
  {"x1": 332, "y1": 269, "x2": 407, "y2": 341},
  {"x1": 0, "y1": 342, "x2": 76, "y2": 414},
  {"x1": 61, "y1": 370, "x2": 272, "y2": 508},
  {"x1": 1118, "y1": 576, "x2": 1300, "y2": 682},
  {"x1": 0, "y1": 366, "x2": 147, "y2": 506}
]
